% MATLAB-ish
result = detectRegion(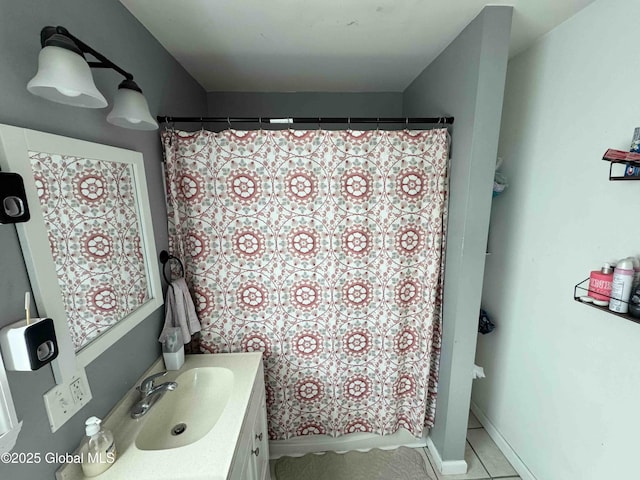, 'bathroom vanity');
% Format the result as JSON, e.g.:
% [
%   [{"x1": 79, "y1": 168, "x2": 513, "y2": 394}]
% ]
[
  {"x1": 57, "y1": 353, "x2": 270, "y2": 480},
  {"x1": 228, "y1": 367, "x2": 270, "y2": 480}
]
